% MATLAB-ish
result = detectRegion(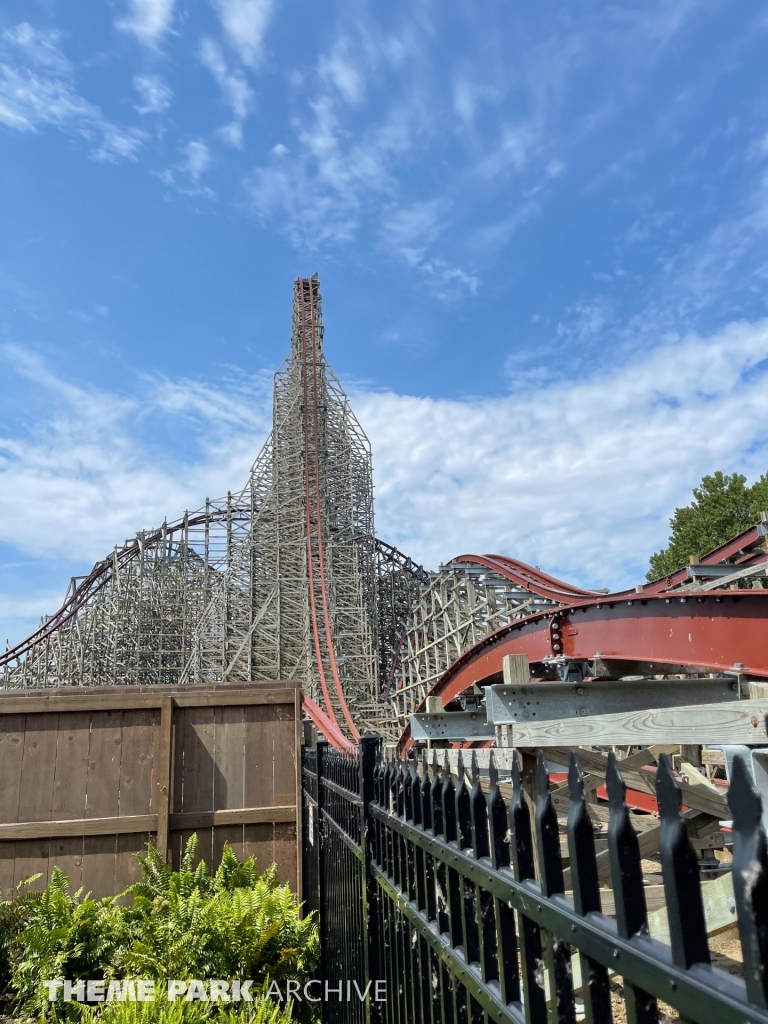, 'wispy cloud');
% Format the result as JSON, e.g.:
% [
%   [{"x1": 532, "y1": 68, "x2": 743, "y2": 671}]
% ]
[
  {"x1": 198, "y1": 38, "x2": 253, "y2": 147},
  {"x1": 0, "y1": 24, "x2": 146, "y2": 161},
  {"x1": 156, "y1": 139, "x2": 216, "y2": 197},
  {"x1": 116, "y1": 0, "x2": 176, "y2": 47},
  {"x1": 212, "y1": 0, "x2": 273, "y2": 67},
  {"x1": 357, "y1": 318, "x2": 768, "y2": 584},
  {"x1": 133, "y1": 73, "x2": 173, "y2": 114},
  {"x1": 0, "y1": 345, "x2": 271, "y2": 570},
  {"x1": 3, "y1": 315, "x2": 768, "y2": 644}
]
